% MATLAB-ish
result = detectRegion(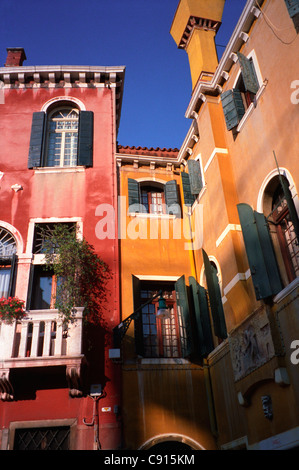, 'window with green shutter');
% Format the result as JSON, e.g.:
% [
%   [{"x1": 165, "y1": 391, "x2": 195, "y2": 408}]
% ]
[
  {"x1": 128, "y1": 179, "x2": 181, "y2": 216},
  {"x1": 221, "y1": 52, "x2": 261, "y2": 131},
  {"x1": 237, "y1": 203, "x2": 283, "y2": 300},
  {"x1": 0, "y1": 228, "x2": 18, "y2": 299},
  {"x1": 27, "y1": 108, "x2": 93, "y2": 168},
  {"x1": 202, "y1": 251, "x2": 227, "y2": 340},
  {"x1": 132, "y1": 277, "x2": 195, "y2": 359},
  {"x1": 189, "y1": 276, "x2": 214, "y2": 358}
]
